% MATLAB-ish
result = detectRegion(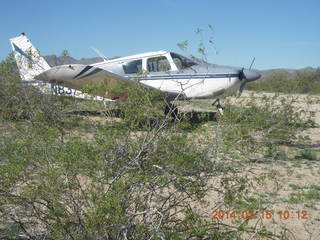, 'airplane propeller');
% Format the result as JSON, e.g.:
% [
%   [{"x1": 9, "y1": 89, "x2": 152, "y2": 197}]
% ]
[
  {"x1": 239, "y1": 67, "x2": 246, "y2": 93},
  {"x1": 238, "y1": 57, "x2": 260, "y2": 95}
]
